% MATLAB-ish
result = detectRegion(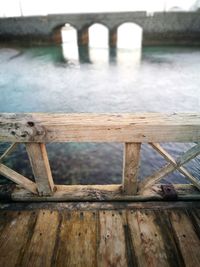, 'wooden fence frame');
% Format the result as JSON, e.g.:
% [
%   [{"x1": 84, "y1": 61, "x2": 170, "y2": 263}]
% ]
[{"x1": 0, "y1": 113, "x2": 200, "y2": 201}]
